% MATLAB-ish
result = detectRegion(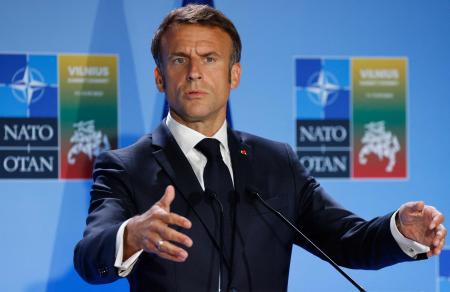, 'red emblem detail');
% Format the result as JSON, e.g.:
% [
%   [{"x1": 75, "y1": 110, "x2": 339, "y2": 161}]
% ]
[{"x1": 240, "y1": 149, "x2": 247, "y2": 156}]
